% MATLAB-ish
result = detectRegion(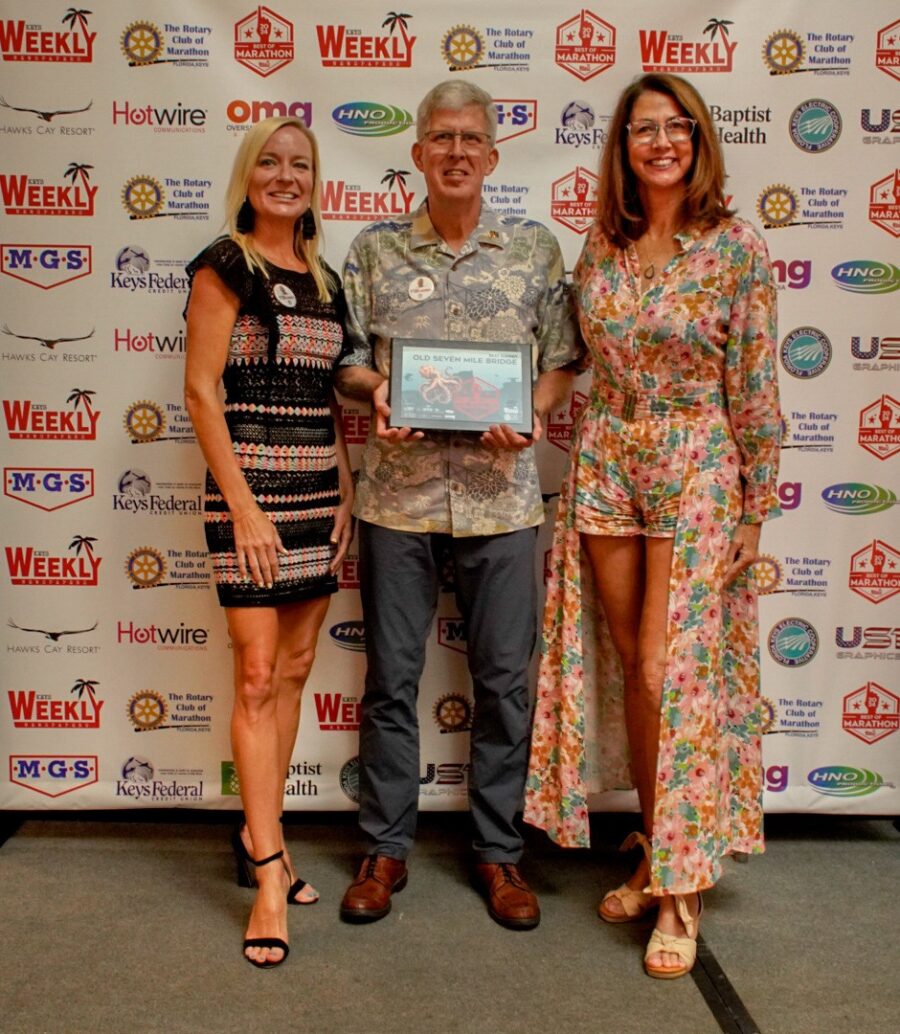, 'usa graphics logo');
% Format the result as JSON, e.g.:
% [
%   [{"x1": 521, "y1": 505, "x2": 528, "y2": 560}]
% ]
[
  {"x1": 1, "y1": 243, "x2": 91, "y2": 289},
  {"x1": 851, "y1": 334, "x2": 900, "y2": 372},
  {"x1": 842, "y1": 683, "x2": 899, "y2": 745},
  {"x1": 4, "y1": 468, "x2": 93, "y2": 511},
  {"x1": 639, "y1": 17, "x2": 736, "y2": 73},
  {"x1": 555, "y1": 11, "x2": 616, "y2": 81},
  {"x1": 0, "y1": 9, "x2": 95, "y2": 63},
  {"x1": 9, "y1": 755, "x2": 98, "y2": 797}
]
